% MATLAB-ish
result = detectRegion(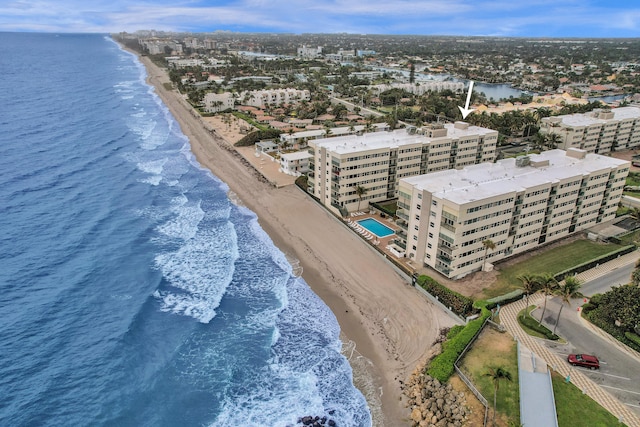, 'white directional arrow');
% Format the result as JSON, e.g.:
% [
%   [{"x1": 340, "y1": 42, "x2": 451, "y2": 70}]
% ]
[{"x1": 458, "y1": 81, "x2": 475, "y2": 120}]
